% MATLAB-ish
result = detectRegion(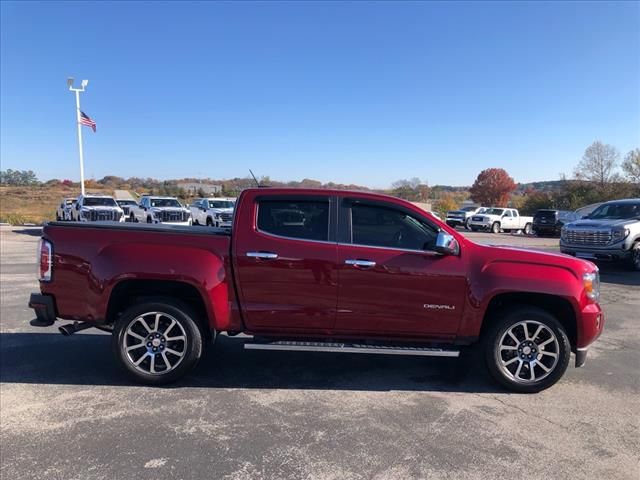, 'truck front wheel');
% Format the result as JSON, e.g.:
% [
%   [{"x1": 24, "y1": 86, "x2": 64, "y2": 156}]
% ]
[
  {"x1": 630, "y1": 241, "x2": 640, "y2": 271},
  {"x1": 491, "y1": 222, "x2": 501, "y2": 234},
  {"x1": 112, "y1": 301, "x2": 204, "y2": 385},
  {"x1": 483, "y1": 307, "x2": 570, "y2": 393}
]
